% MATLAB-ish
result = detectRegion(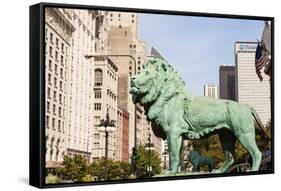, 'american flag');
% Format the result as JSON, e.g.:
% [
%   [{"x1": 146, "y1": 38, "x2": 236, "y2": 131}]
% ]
[{"x1": 255, "y1": 42, "x2": 271, "y2": 81}]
